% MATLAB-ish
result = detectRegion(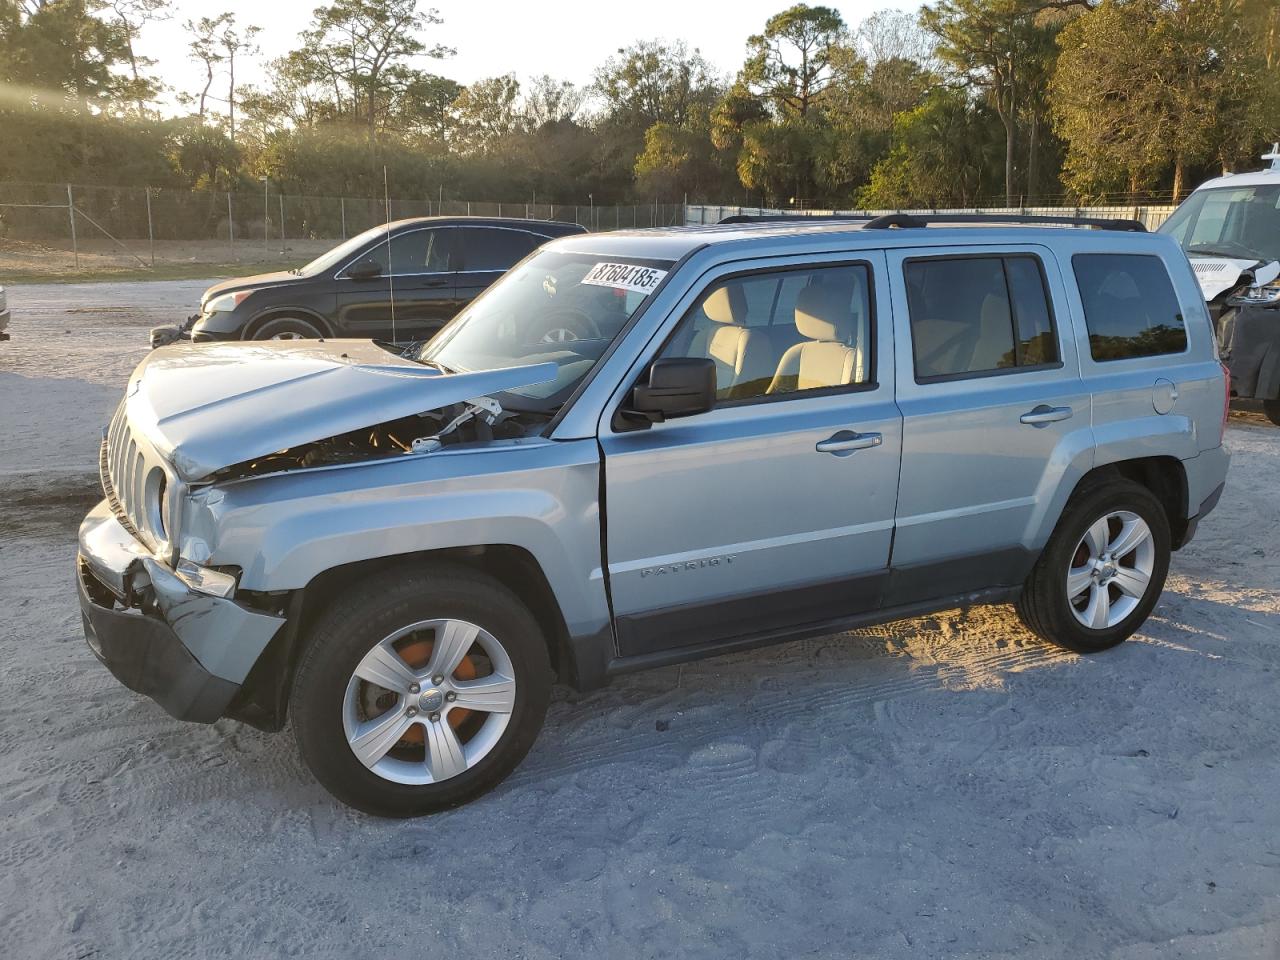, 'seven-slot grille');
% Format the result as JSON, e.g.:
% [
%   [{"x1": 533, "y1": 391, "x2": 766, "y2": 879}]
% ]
[{"x1": 101, "y1": 401, "x2": 169, "y2": 554}]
